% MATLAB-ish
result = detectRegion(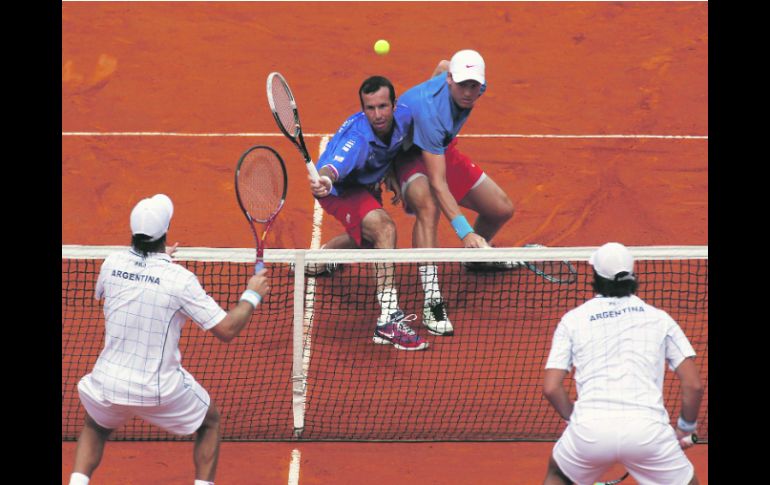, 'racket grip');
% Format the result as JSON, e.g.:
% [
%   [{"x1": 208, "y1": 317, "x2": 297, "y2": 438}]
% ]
[
  {"x1": 680, "y1": 433, "x2": 698, "y2": 446},
  {"x1": 254, "y1": 261, "x2": 265, "y2": 274},
  {"x1": 306, "y1": 162, "x2": 320, "y2": 181}
]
